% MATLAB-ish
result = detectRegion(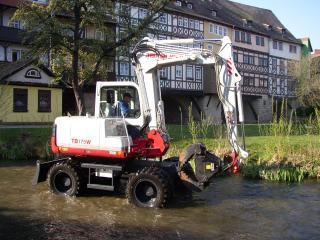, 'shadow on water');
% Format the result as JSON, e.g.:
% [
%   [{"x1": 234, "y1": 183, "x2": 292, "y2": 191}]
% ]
[
  {"x1": 0, "y1": 207, "x2": 208, "y2": 240},
  {"x1": 0, "y1": 207, "x2": 46, "y2": 240},
  {"x1": 0, "y1": 159, "x2": 38, "y2": 168}
]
